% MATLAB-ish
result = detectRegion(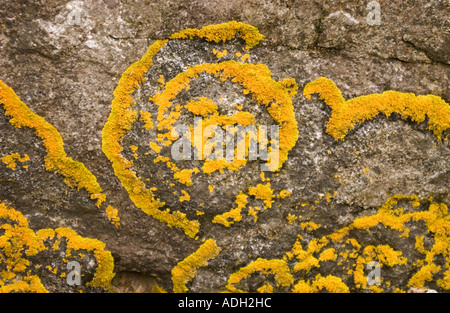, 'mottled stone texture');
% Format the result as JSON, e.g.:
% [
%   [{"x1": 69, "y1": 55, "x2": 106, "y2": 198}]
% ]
[{"x1": 0, "y1": 0, "x2": 449, "y2": 293}]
